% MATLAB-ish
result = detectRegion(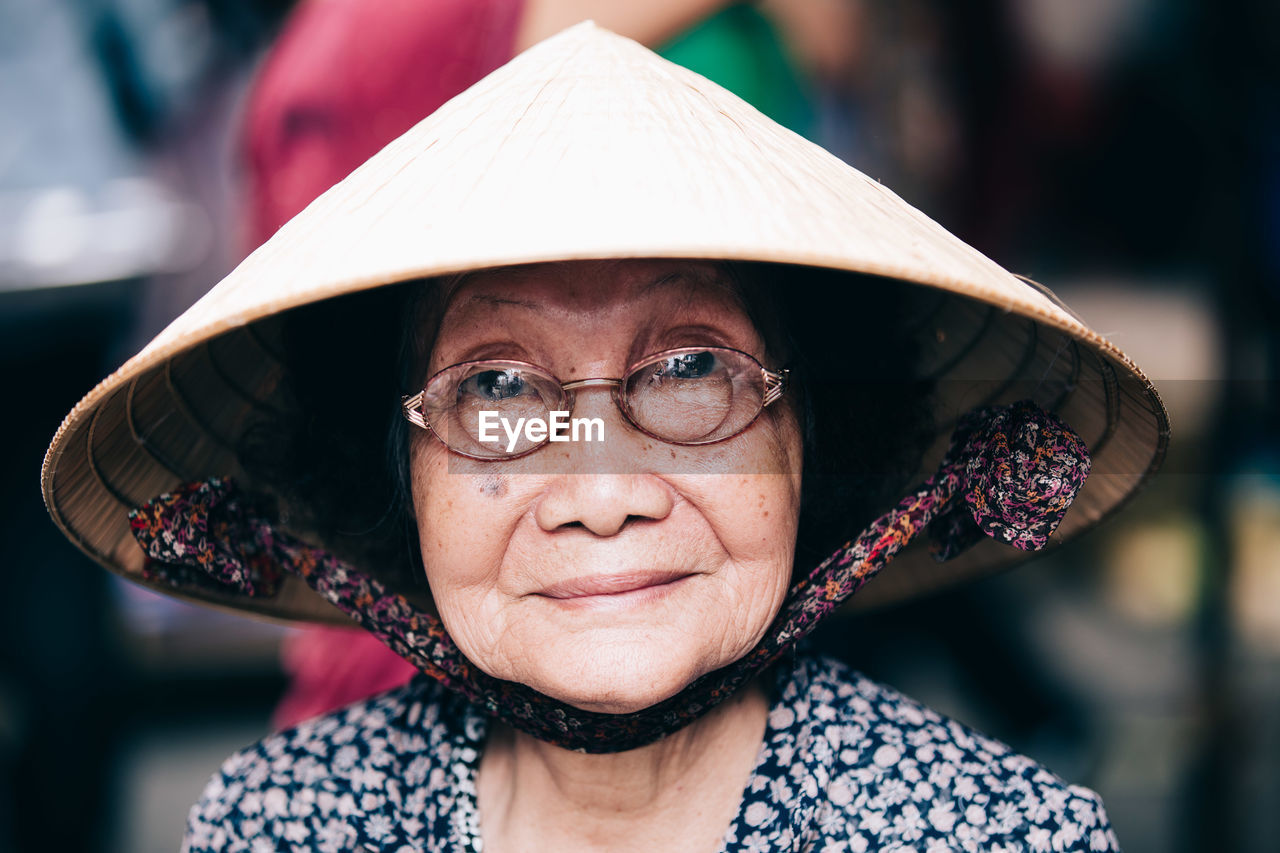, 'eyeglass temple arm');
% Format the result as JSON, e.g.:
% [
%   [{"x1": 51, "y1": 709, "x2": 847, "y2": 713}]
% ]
[
  {"x1": 763, "y1": 368, "x2": 789, "y2": 407},
  {"x1": 402, "y1": 392, "x2": 427, "y2": 428}
]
